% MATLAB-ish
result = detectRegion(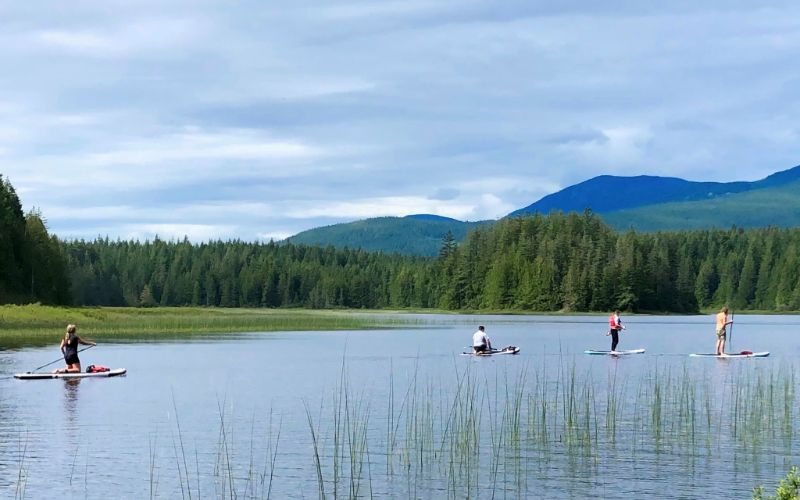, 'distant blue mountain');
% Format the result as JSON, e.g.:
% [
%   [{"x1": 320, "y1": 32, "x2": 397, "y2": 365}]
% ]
[
  {"x1": 509, "y1": 165, "x2": 800, "y2": 216},
  {"x1": 285, "y1": 165, "x2": 800, "y2": 255}
]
